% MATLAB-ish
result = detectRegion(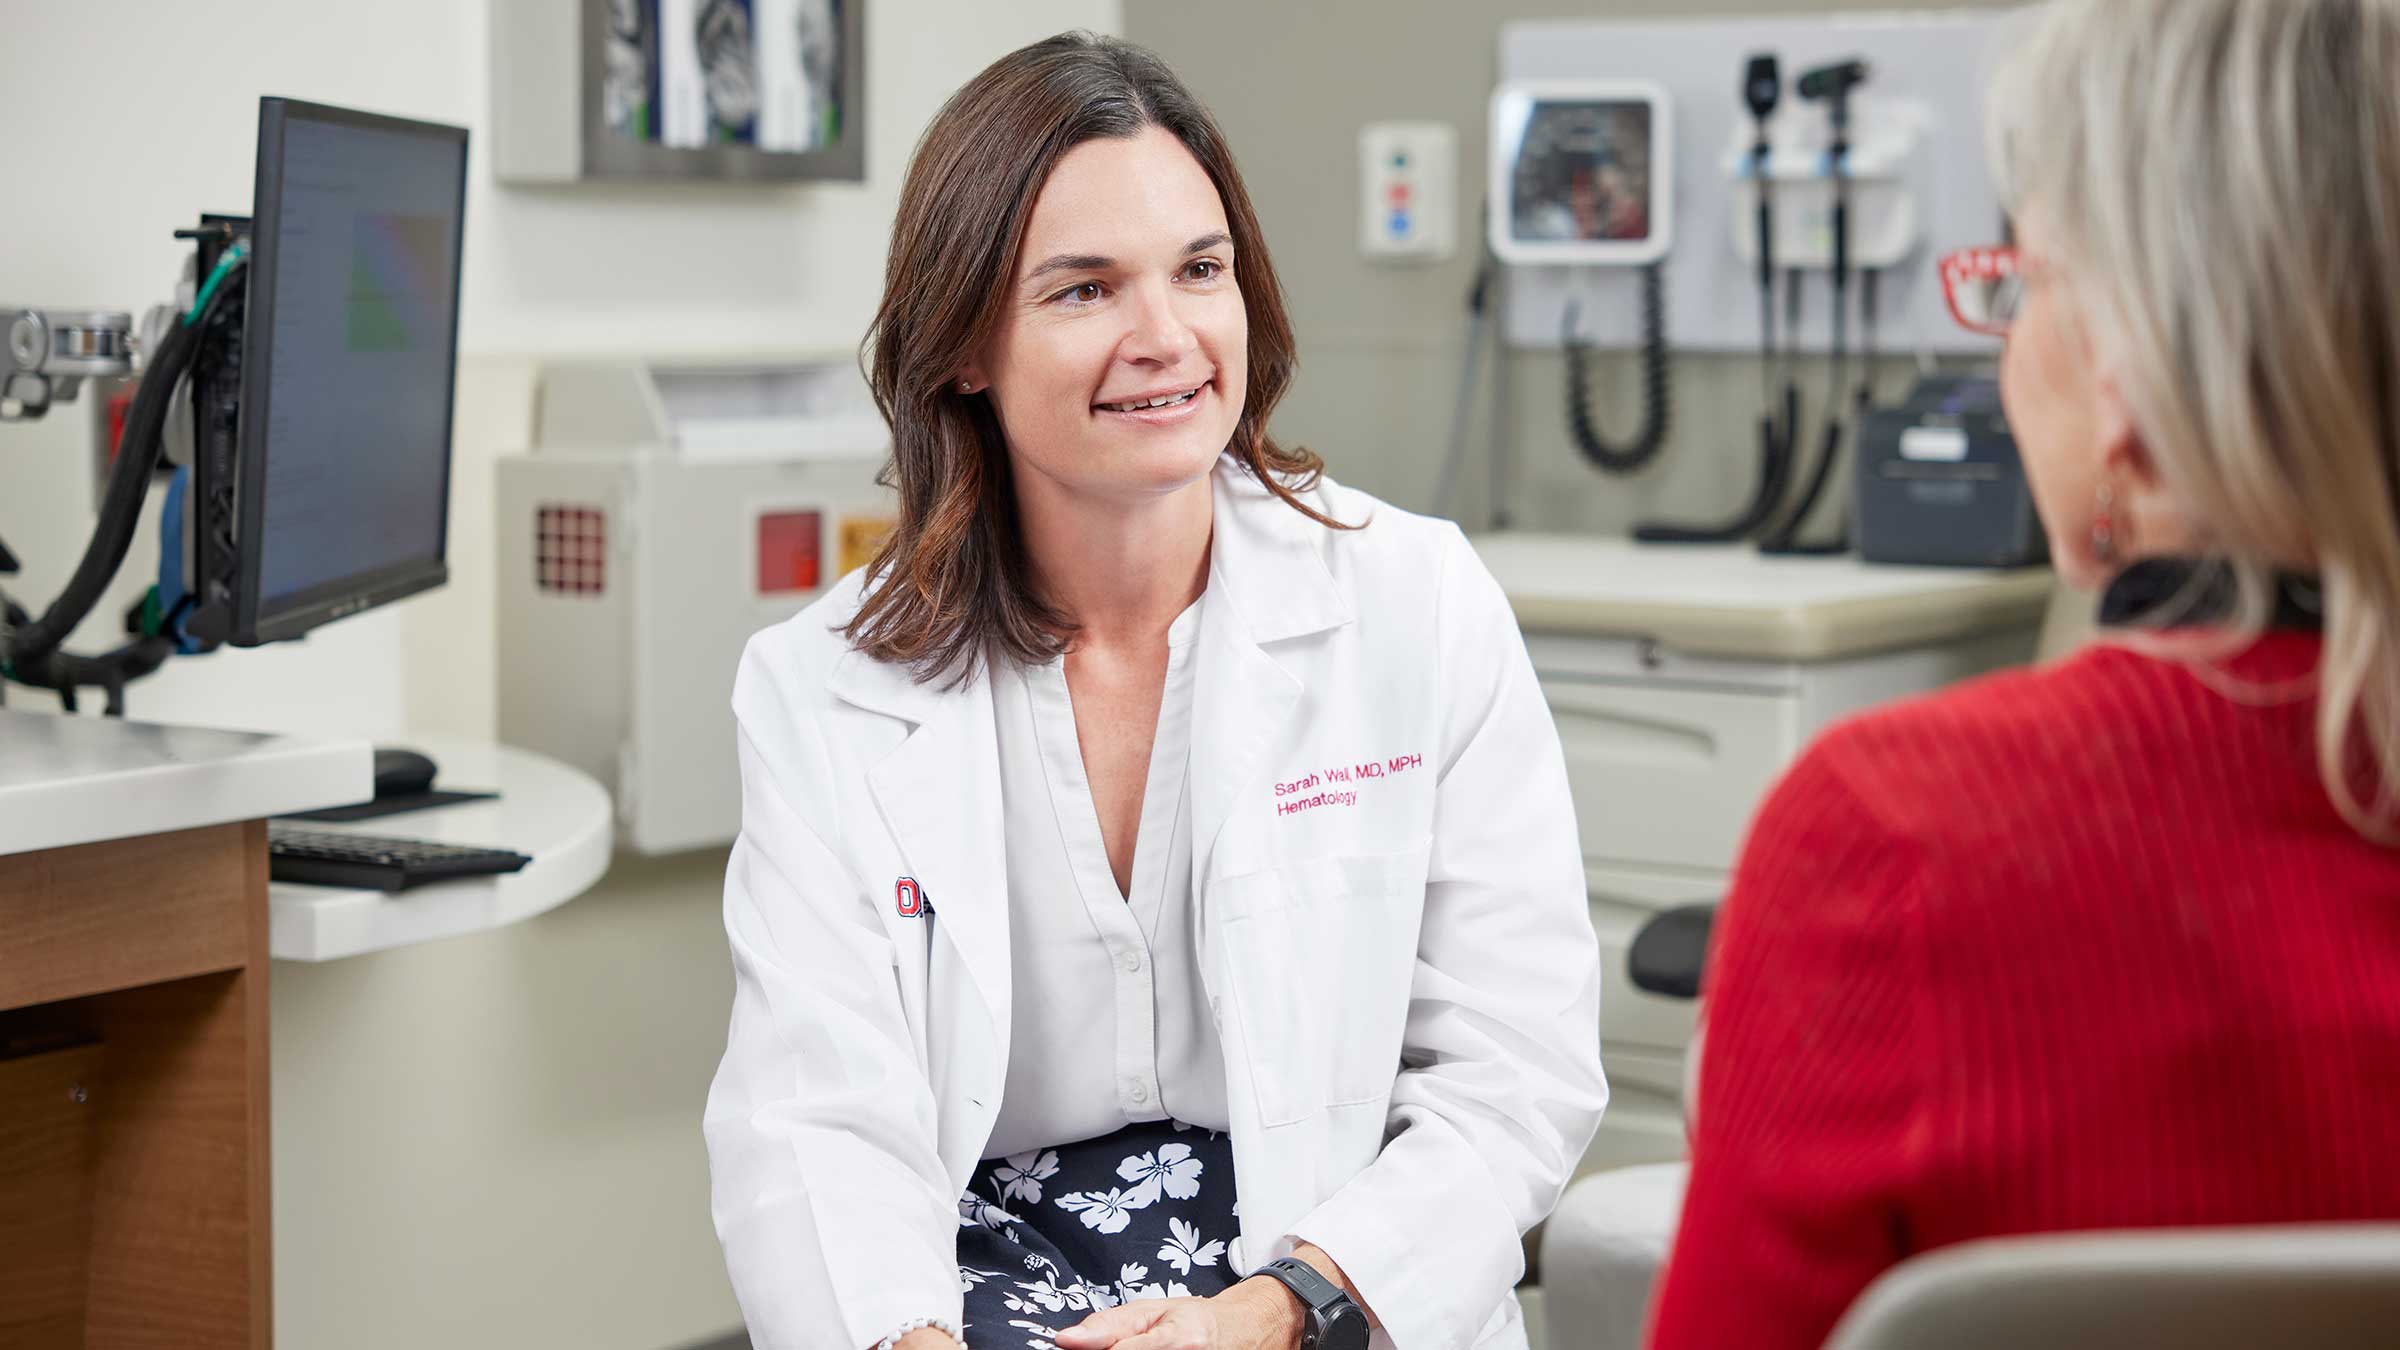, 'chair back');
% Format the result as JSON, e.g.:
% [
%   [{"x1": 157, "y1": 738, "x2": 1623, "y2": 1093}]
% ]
[{"x1": 1824, "y1": 1225, "x2": 2400, "y2": 1350}]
